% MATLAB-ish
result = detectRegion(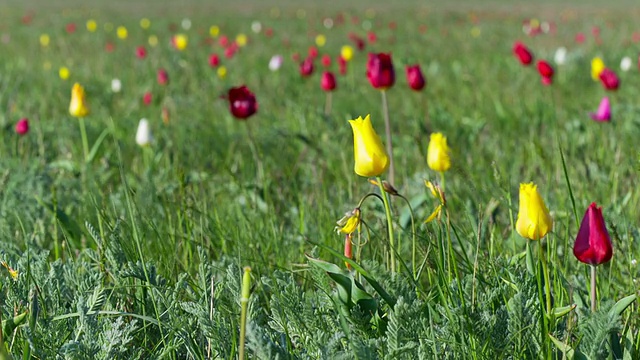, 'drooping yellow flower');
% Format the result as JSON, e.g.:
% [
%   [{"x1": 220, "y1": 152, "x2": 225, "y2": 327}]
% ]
[
  {"x1": 424, "y1": 180, "x2": 445, "y2": 223},
  {"x1": 39, "y1": 33, "x2": 50, "y2": 47},
  {"x1": 427, "y1": 133, "x2": 451, "y2": 172},
  {"x1": 335, "y1": 208, "x2": 361, "y2": 235},
  {"x1": 59, "y1": 66, "x2": 70, "y2": 80},
  {"x1": 235, "y1": 33, "x2": 248, "y2": 47},
  {"x1": 116, "y1": 26, "x2": 128, "y2": 40},
  {"x1": 140, "y1": 18, "x2": 151, "y2": 29},
  {"x1": 217, "y1": 66, "x2": 227, "y2": 79},
  {"x1": 591, "y1": 57, "x2": 605, "y2": 81},
  {"x1": 341, "y1": 45, "x2": 354, "y2": 62},
  {"x1": 209, "y1": 25, "x2": 220, "y2": 37},
  {"x1": 349, "y1": 115, "x2": 389, "y2": 177},
  {"x1": 515, "y1": 182, "x2": 553, "y2": 240},
  {"x1": 86, "y1": 19, "x2": 97, "y2": 32},
  {"x1": 173, "y1": 34, "x2": 188, "y2": 50},
  {"x1": 69, "y1": 83, "x2": 89, "y2": 118},
  {"x1": 315, "y1": 34, "x2": 326, "y2": 47}
]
